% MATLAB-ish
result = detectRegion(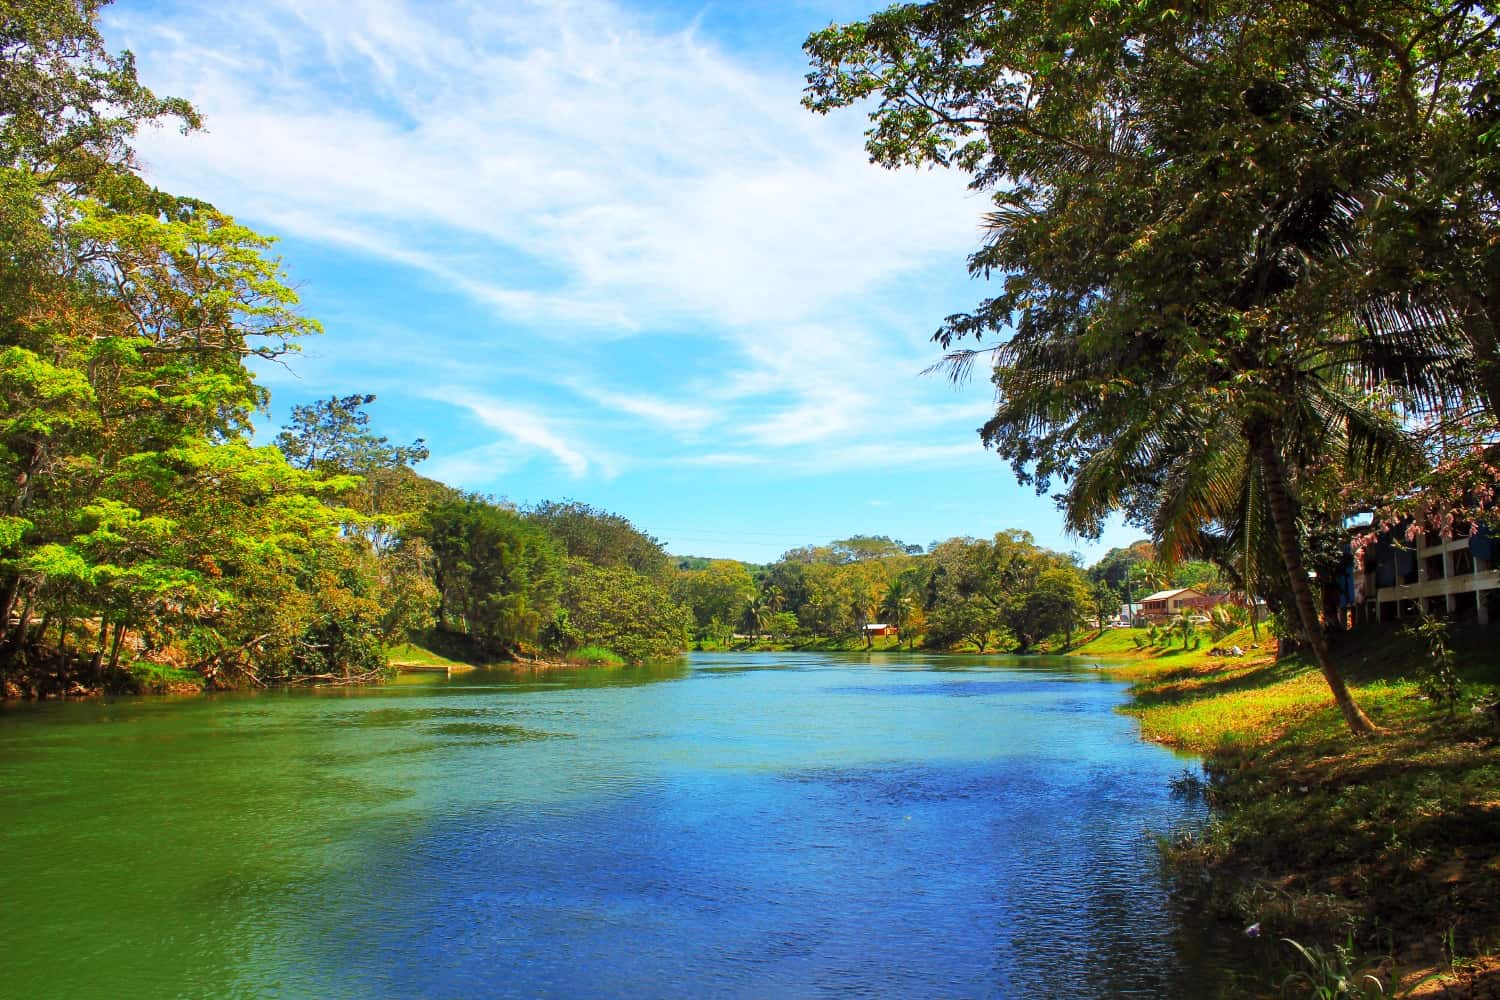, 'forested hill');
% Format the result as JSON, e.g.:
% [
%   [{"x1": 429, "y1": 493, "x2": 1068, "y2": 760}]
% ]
[{"x1": 0, "y1": 2, "x2": 1310, "y2": 697}]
